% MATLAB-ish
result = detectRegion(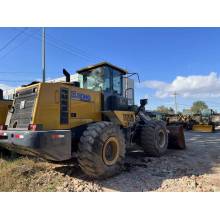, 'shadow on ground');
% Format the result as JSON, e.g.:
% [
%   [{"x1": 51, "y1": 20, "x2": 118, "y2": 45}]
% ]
[
  {"x1": 53, "y1": 131, "x2": 220, "y2": 191},
  {"x1": 0, "y1": 147, "x2": 21, "y2": 160}
]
